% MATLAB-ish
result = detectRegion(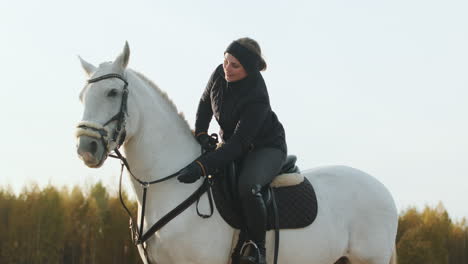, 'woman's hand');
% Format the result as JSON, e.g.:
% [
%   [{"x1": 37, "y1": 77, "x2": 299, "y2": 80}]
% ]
[
  {"x1": 197, "y1": 133, "x2": 218, "y2": 152},
  {"x1": 177, "y1": 161, "x2": 206, "y2": 184}
]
